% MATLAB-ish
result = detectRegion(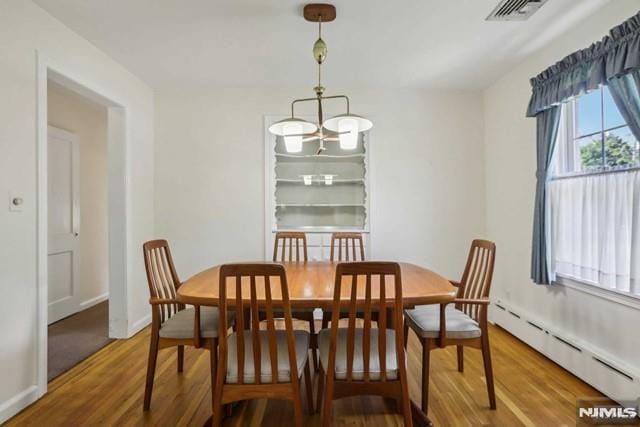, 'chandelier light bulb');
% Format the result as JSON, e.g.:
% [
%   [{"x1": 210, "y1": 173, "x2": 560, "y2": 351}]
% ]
[
  {"x1": 283, "y1": 123, "x2": 303, "y2": 153},
  {"x1": 302, "y1": 175, "x2": 313, "y2": 185},
  {"x1": 338, "y1": 117, "x2": 359, "y2": 150},
  {"x1": 324, "y1": 175, "x2": 333, "y2": 185}
]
